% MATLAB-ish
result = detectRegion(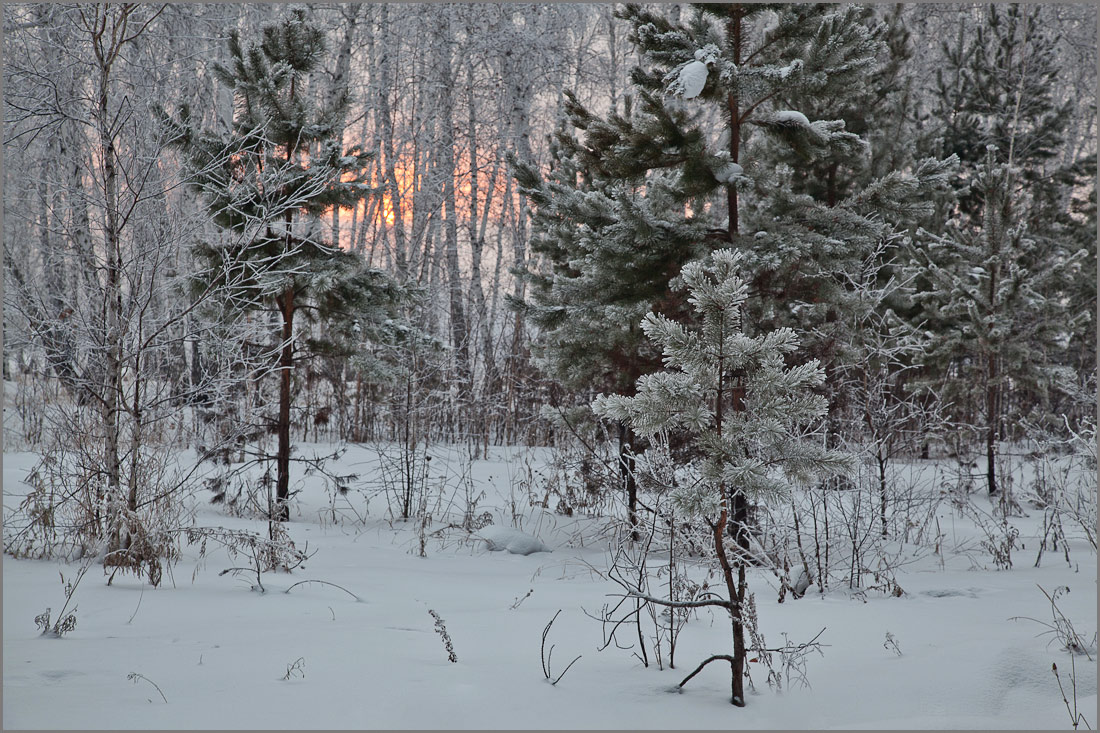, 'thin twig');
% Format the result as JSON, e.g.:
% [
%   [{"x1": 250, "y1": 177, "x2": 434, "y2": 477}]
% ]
[
  {"x1": 541, "y1": 610, "x2": 561, "y2": 679},
  {"x1": 284, "y1": 579, "x2": 363, "y2": 602},
  {"x1": 127, "y1": 582, "x2": 145, "y2": 625},
  {"x1": 762, "y1": 627, "x2": 828, "y2": 654},
  {"x1": 622, "y1": 588, "x2": 733, "y2": 611},
  {"x1": 128, "y1": 672, "x2": 167, "y2": 703},
  {"x1": 679, "y1": 654, "x2": 736, "y2": 689},
  {"x1": 1053, "y1": 659, "x2": 1092, "y2": 731},
  {"x1": 553, "y1": 654, "x2": 582, "y2": 685},
  {"x1": 219, "y1": 566, "x2": 265, "y2": 593}
]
